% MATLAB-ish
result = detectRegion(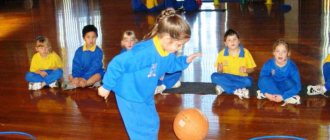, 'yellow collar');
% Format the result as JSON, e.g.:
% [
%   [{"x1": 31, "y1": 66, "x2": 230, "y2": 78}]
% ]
[
  {"x1": 153, "y1": 36, "x2": 169, "y2": 57},
  {"x1": 83, "y1": 44, "x2": 96, "y2": 52}
]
